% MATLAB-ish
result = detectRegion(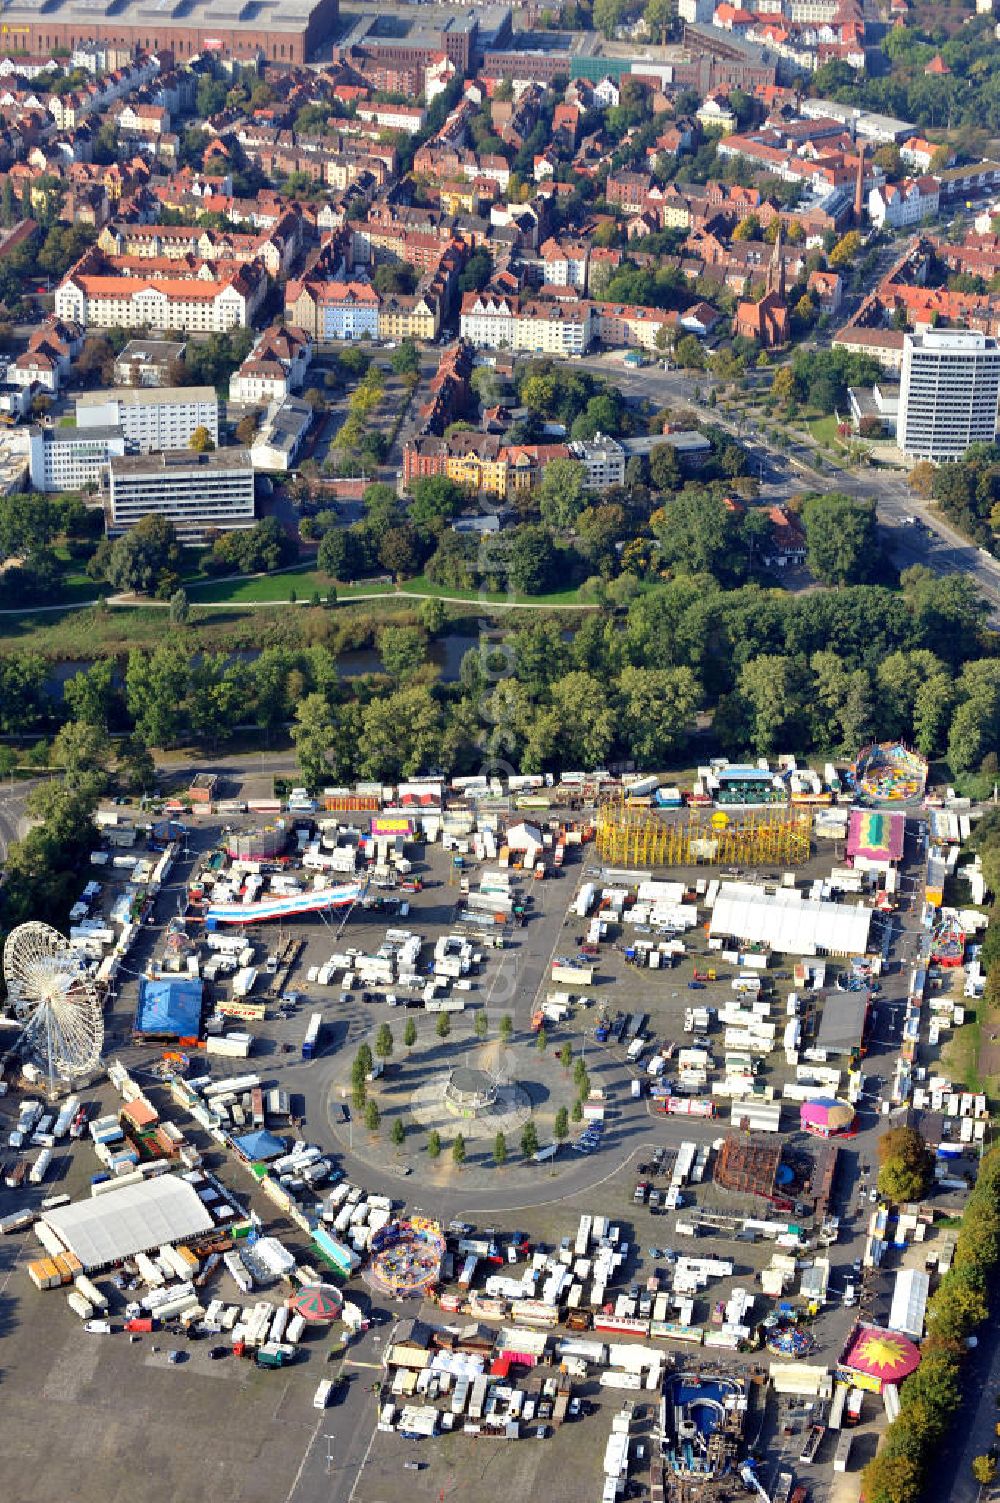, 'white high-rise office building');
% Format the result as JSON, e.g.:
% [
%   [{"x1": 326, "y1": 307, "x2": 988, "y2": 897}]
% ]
[{"x1": 897, "y1": 329, "x2": 1000, "y2": 461}]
